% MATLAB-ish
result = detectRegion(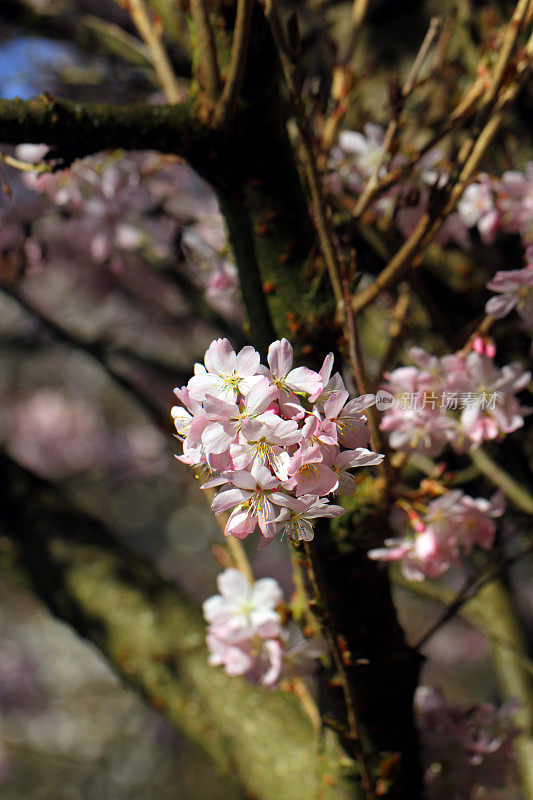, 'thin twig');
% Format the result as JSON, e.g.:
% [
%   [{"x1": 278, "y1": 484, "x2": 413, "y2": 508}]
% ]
[
  {"x1": 263, "y1": 0, "x2": 344, "y2": 311},
  {"x1": 393, "y1": 559, "x2": 533, "y2": 671},
  {"x1": 348, "y1": 72, "x2": 486, "y2": 215},
  {"x1": 190, "y1": 0, "x2": 221, "y2": 105},
  {"x1": 291, "y1": 677, "x2": 322, "y2": 733},
  {"x1": 0, "y1": 153, "x2": 52, "y2": 175},
  {"x1": 342, "y1": 0, "x2": 369, "y2": 66},
  {"x1": 213, "y1": 0, "x2": 254, "y2": 127},
  {"x1": 263, "y1": 0, "x2": 388, "y2": 492},
  {"x1": 121, "y1": 0, "x2": 182, "y2": 103},
  {"x1": 352, "y1": 16, "x2": 442, "y2": 219},
  {"x1": 412, "y1": 542, "x2": 533, "y2": 651},
  {"x1": 202, "y1": 487, "x2": 255, "y2": 583},
  {"x1": 457, "y1": 313, "x2": 496, "y2": 356},
  {"x1": 351, "y1": 73, "x2": 530, "y2": 316}
]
